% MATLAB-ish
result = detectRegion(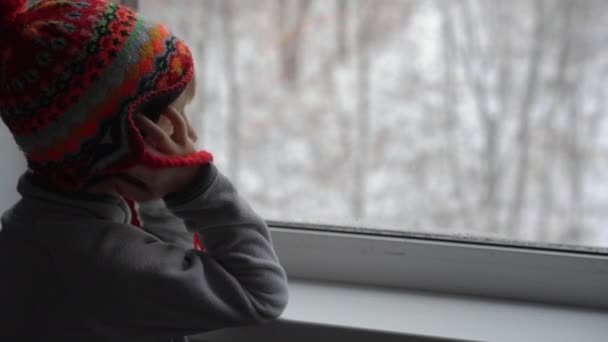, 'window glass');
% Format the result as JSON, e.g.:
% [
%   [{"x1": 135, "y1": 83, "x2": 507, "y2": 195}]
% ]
[
  {"x1": 0, "y1": 125, "x2": 26, "y2": 214},
  {"x1": 139, "y1": 0, "x2": 608, "y2": 249}
]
